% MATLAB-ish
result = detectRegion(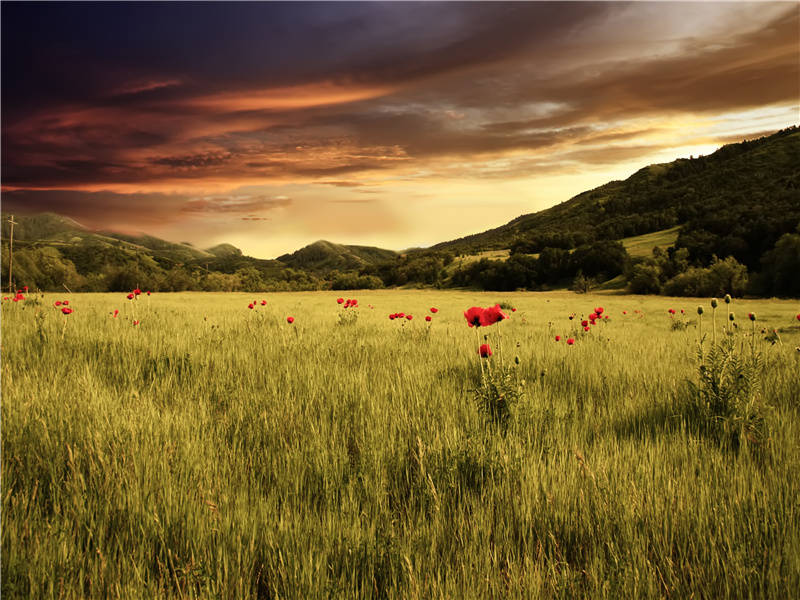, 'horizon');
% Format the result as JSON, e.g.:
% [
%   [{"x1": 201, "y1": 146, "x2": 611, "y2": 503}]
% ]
[{"x1": 2, "y1": 2, "x2": 798, "y2": 258}]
